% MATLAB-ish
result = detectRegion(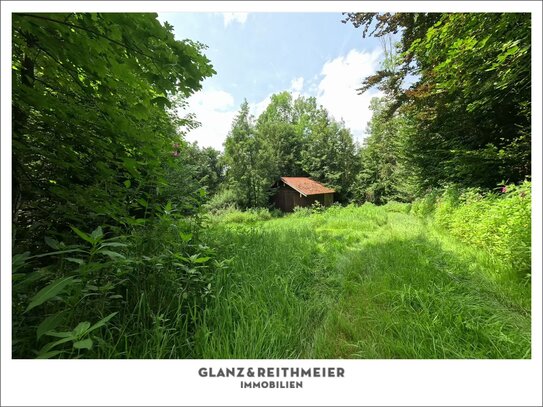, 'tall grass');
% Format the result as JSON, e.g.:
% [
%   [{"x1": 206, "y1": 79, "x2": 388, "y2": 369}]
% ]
[
  {"x1": 14, "y1": 191, "x2": 530, "y2": 359},
  {"x1": 194, "y1": 221, "x2": 327, "y2": 358},
  {"x1": 412, "y1": 181, "x2": 531, "y2": 278},
  {"x1": 312, "y1": 210, "x2": 530, "y2": 358},
  {"x1": 194, "y1": 203, "x2": 530, "y2": 358}
]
